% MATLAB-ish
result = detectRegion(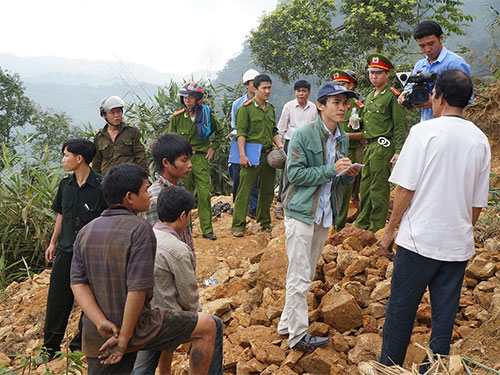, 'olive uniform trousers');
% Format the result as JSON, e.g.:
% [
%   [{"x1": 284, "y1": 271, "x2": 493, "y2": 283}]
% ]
[
  {"x1": 181, "y1": 153, "x2": 213, "y2": 235},
  {"x1": 355, "y1": 141, "x2": 394, "y2": 232},
  {"x1": 232, "y1": 152, "x2": 275, "y2": 232}
]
